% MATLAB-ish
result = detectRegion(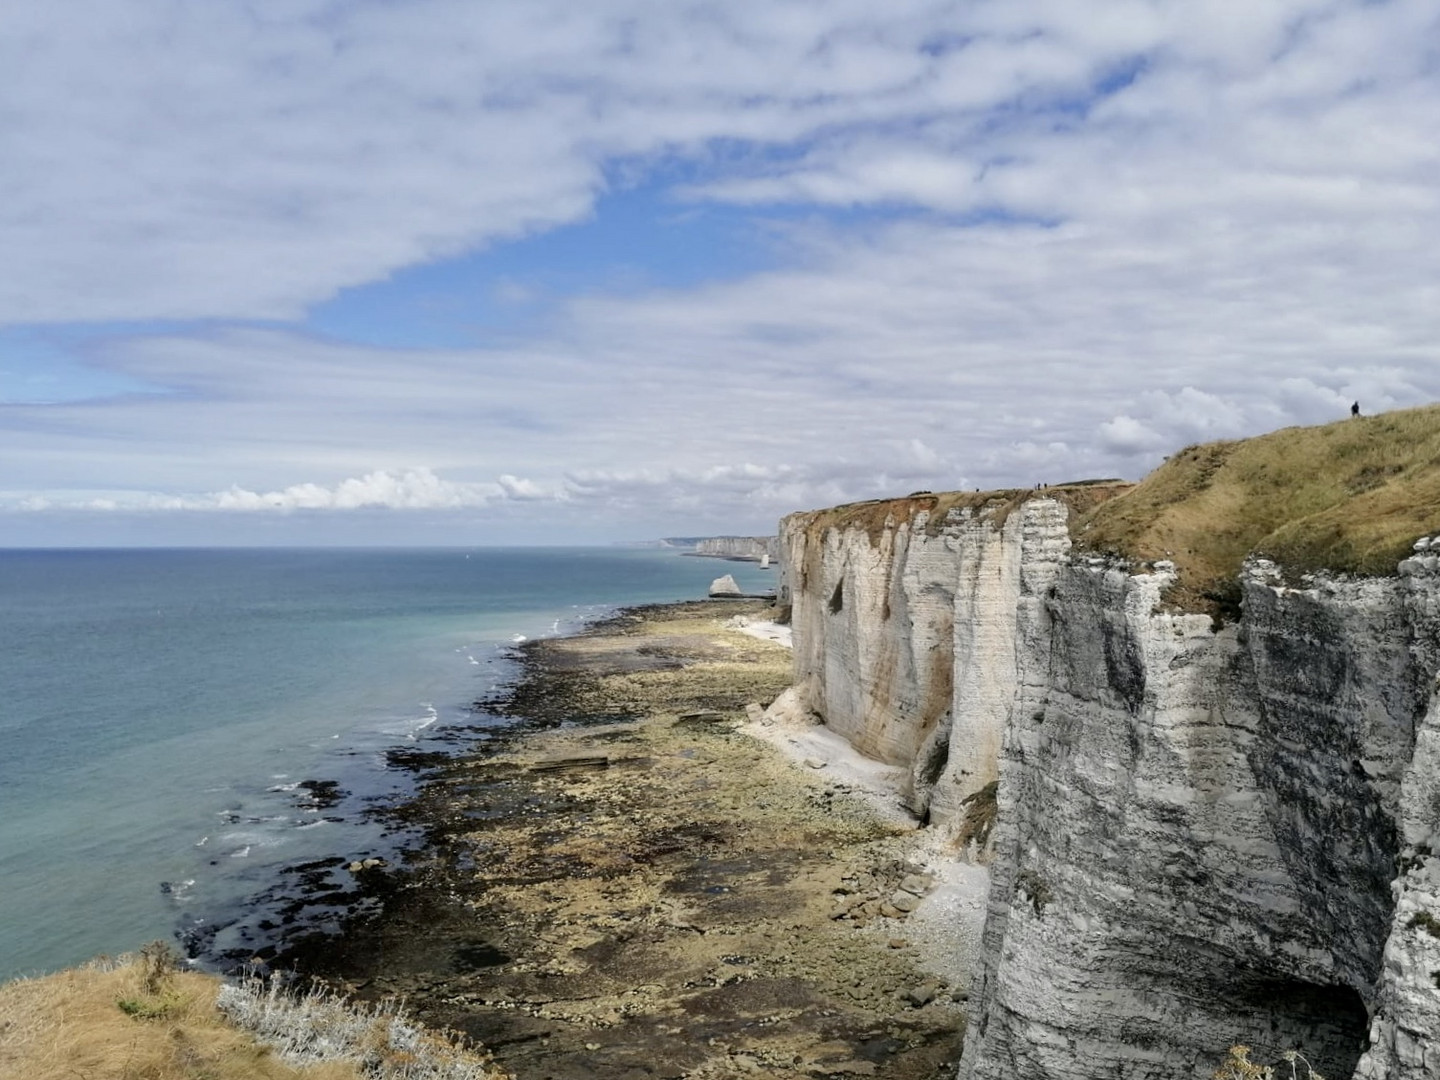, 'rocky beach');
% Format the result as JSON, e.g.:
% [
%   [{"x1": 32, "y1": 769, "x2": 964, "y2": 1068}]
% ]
[{"x1": 268, "y1": 599, "x2": 970, "y2": 1080}]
